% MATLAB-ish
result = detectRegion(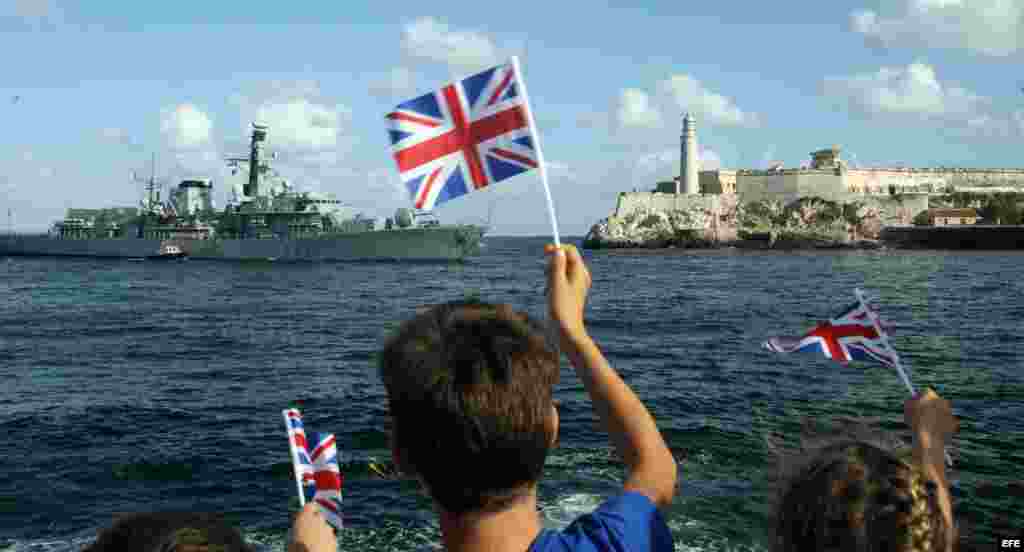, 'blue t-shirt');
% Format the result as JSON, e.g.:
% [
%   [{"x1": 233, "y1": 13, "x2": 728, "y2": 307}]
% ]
[{"x1": 528, "y1": 492, "x2": 673, "y2": 552}]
